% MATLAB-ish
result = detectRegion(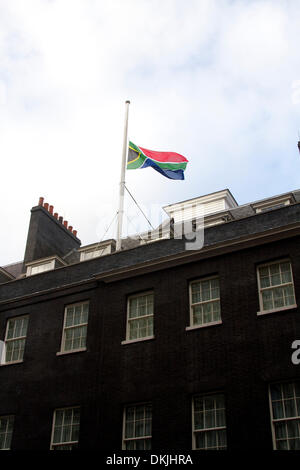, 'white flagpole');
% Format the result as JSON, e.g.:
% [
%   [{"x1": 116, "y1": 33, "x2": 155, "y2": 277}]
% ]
[{"x1": 116, "y1": 100, "x2": 130, "y2": 251}]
